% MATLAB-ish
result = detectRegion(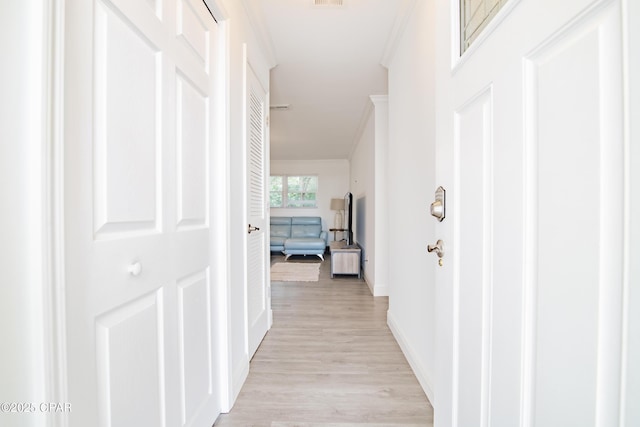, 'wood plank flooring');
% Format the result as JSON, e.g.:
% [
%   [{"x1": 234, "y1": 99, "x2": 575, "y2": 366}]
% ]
[{"x1": 213, "y1": 254, "x2": 433, "y2": 427}]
